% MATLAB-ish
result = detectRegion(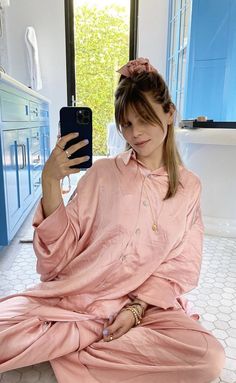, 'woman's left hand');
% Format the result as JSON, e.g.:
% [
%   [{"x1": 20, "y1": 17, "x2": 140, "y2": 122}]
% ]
[{"x1": 102, "y1": 310, "x2": 136, "y2": 342}]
